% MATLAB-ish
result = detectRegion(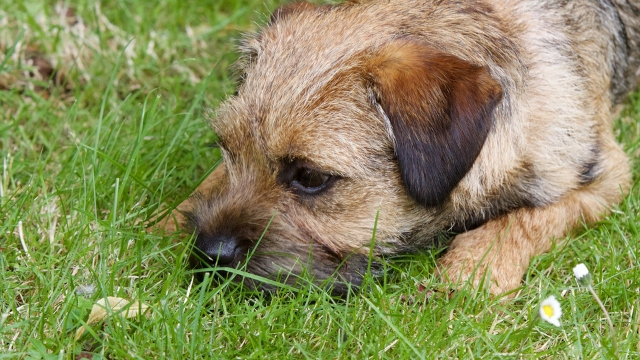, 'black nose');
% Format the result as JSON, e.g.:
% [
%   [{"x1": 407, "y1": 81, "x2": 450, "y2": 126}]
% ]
[{"x1": 193, "y1": 233, "x2": 242, "y2": 267}]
